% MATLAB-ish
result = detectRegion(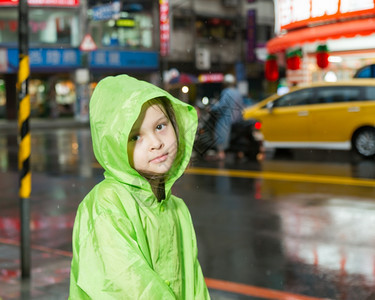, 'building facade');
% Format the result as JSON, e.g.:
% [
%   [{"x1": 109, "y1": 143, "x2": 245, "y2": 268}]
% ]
[
  {"x1": 164, "y1": 0, "x2": 275, "y2": 102},
  {"x1": 267, "y1": 0, "x2": 375, "y2": 87},
  {"x1": 0, "y1": 0, "x2": 275, "y2": 119}
]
